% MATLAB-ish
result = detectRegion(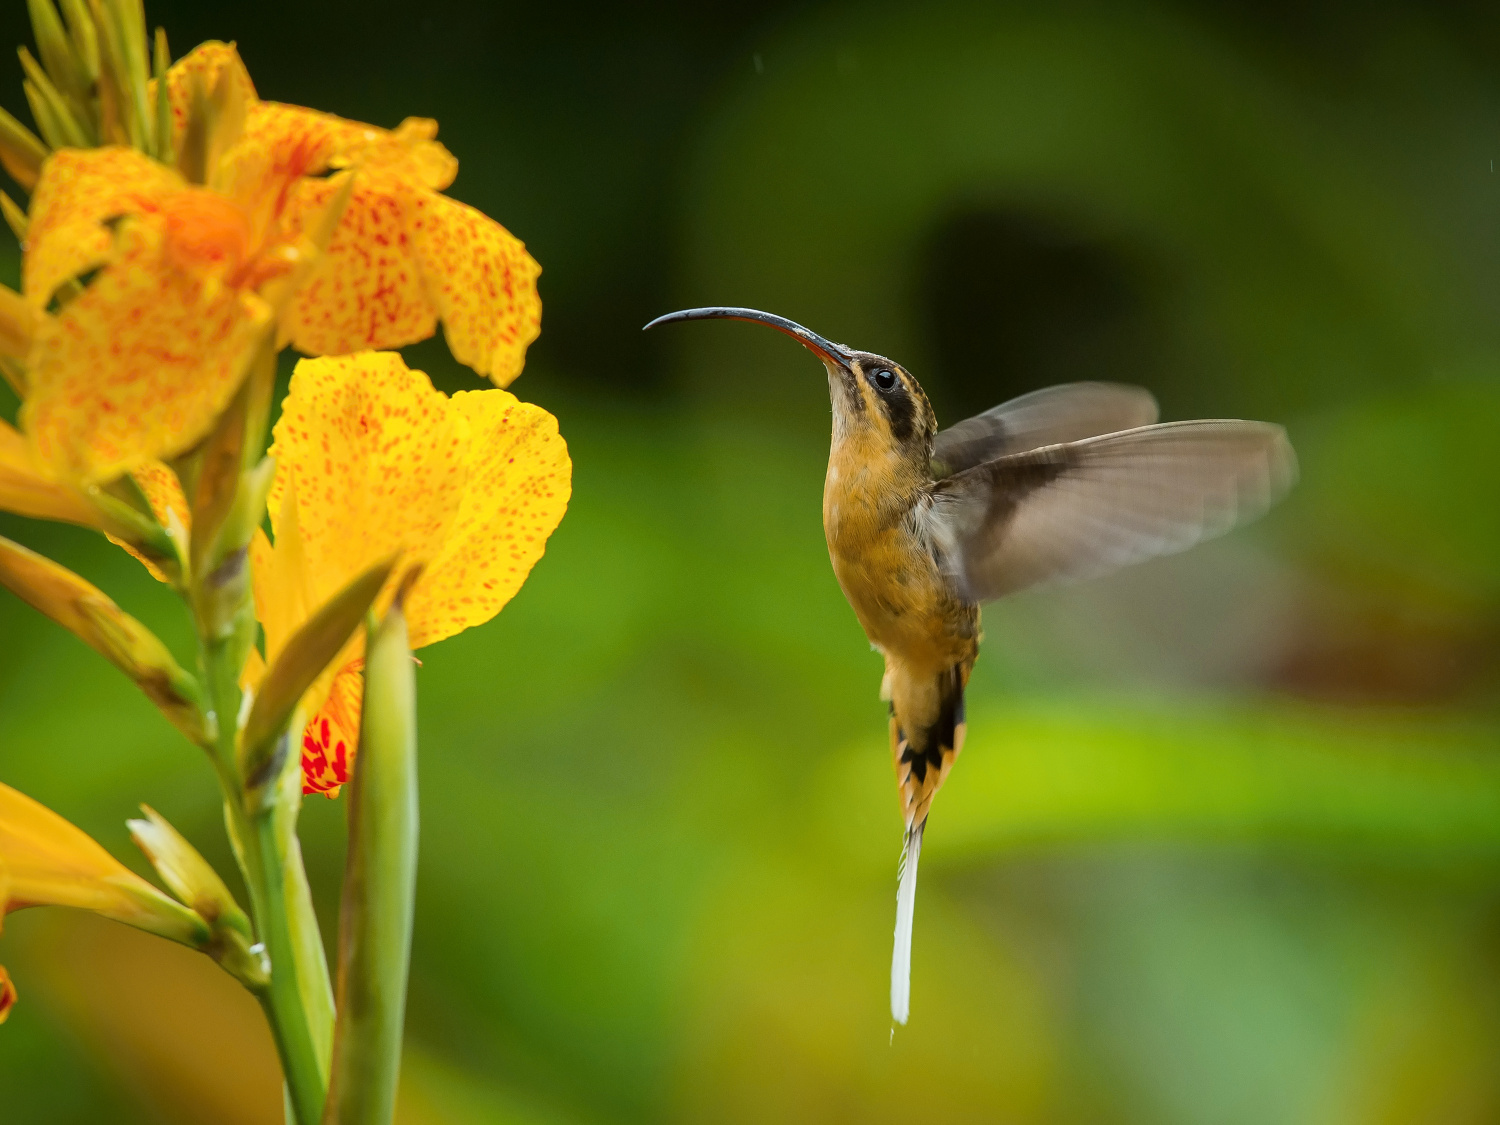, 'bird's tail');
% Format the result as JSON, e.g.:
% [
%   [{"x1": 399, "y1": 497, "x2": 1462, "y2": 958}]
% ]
[
  {"x1": 891, "y1": 819, "x2": 925, "y2": 1025},
  {"x1": 887, "y1": 661, "x2": 968, "y2": 1026}
]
